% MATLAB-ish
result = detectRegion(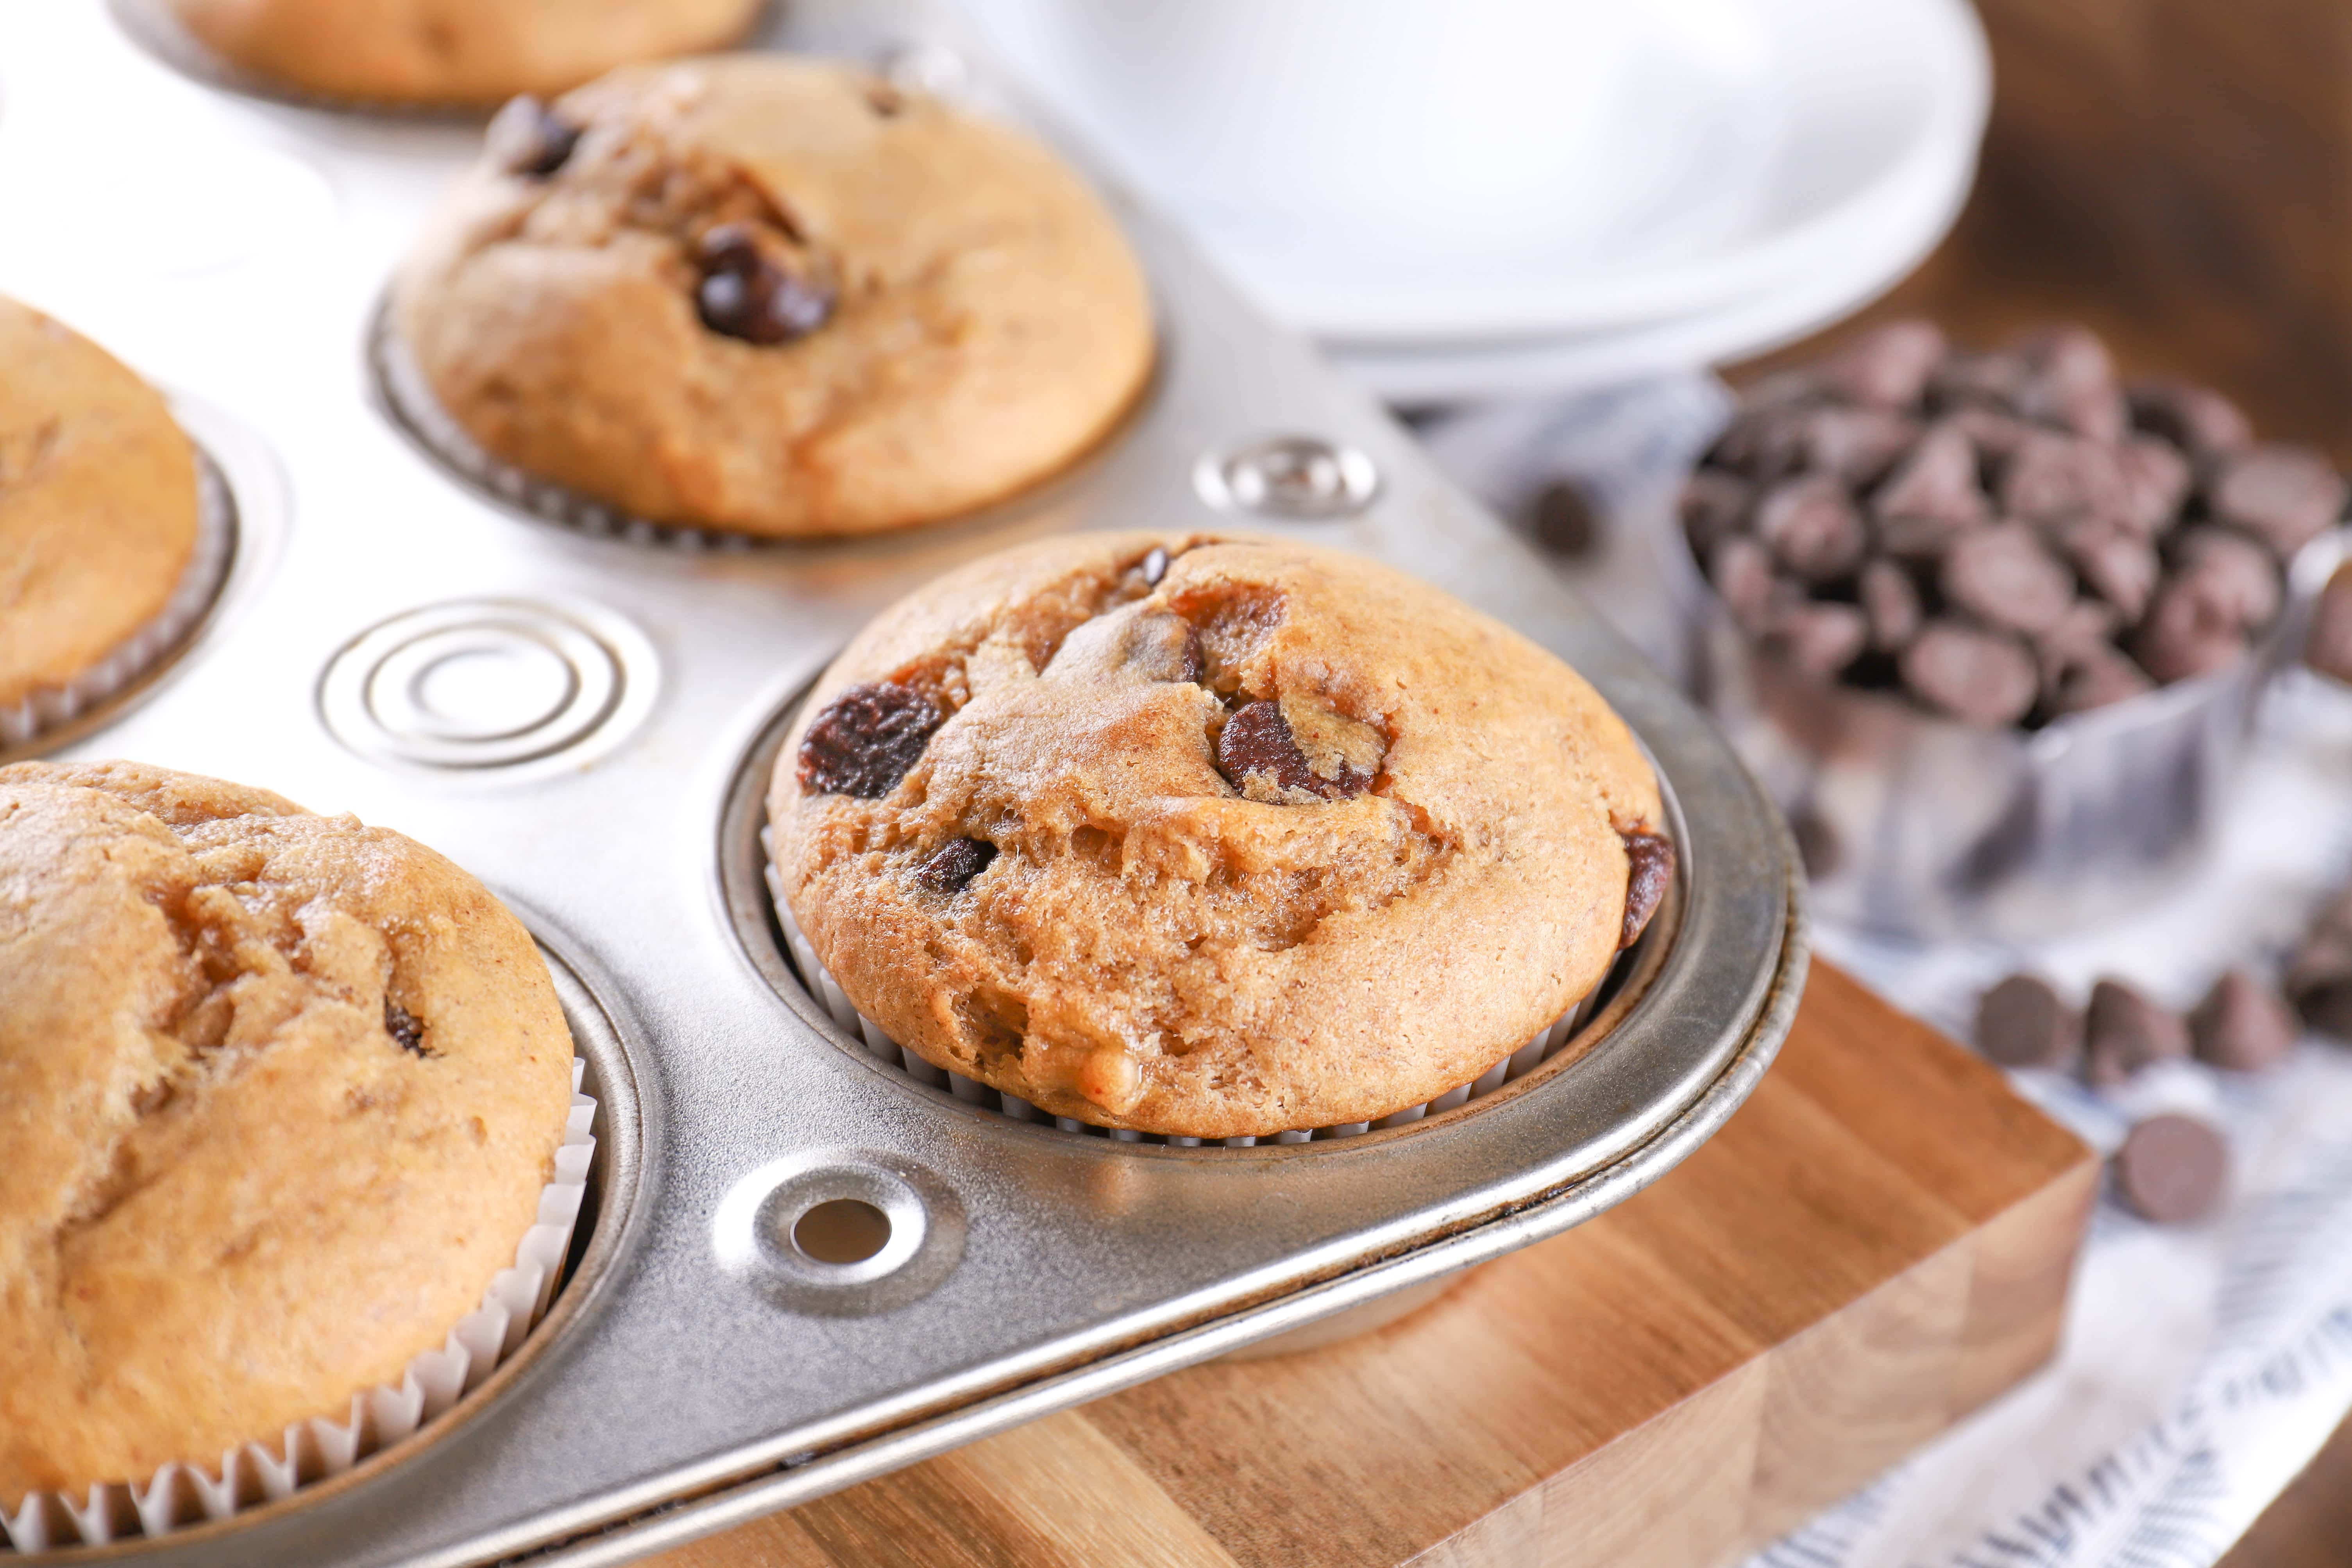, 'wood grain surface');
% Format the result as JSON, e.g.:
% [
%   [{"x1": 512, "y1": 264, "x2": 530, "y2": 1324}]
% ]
[{"x1": 647, "y1": 965, "x2": 2096, "y2": 1568}]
